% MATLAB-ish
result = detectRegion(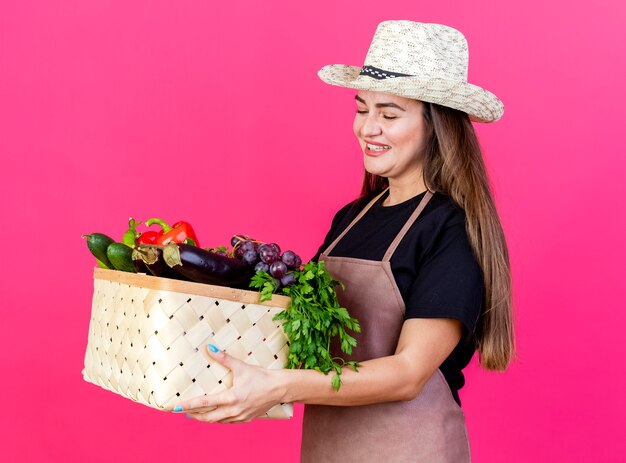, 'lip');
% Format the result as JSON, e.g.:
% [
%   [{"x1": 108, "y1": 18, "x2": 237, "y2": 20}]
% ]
[
  {"x1": 364, "y1": 139, "x2": 389, "y2": 147},
  {"x1": 363, "y1": 139, "x2": 391, "y2": 157}
]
